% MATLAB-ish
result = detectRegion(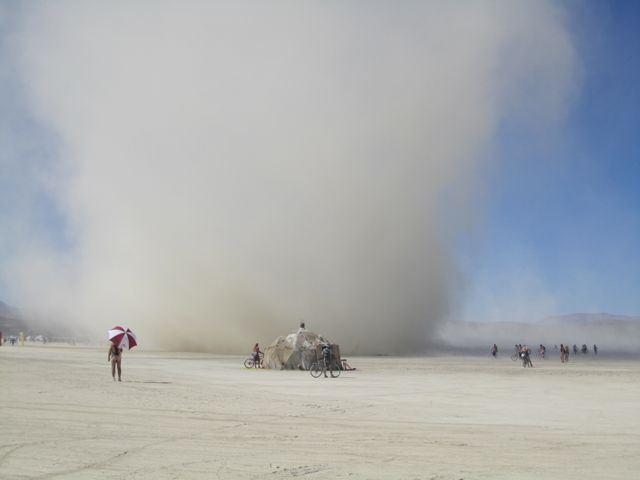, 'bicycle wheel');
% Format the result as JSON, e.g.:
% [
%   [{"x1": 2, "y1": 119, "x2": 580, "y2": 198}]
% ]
[
  {"x1": 310, "y1": 363, "x2": 323, "y2": 378},
  {"x1": 330, "y1": 364, "x2": 341, "y2": 378},
  {"x1": 244, "y1": 358, "x2": 254, "y2": 369},
  {"x1": 510, "y1": 352, "x2": 519, "y2": 361}
]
